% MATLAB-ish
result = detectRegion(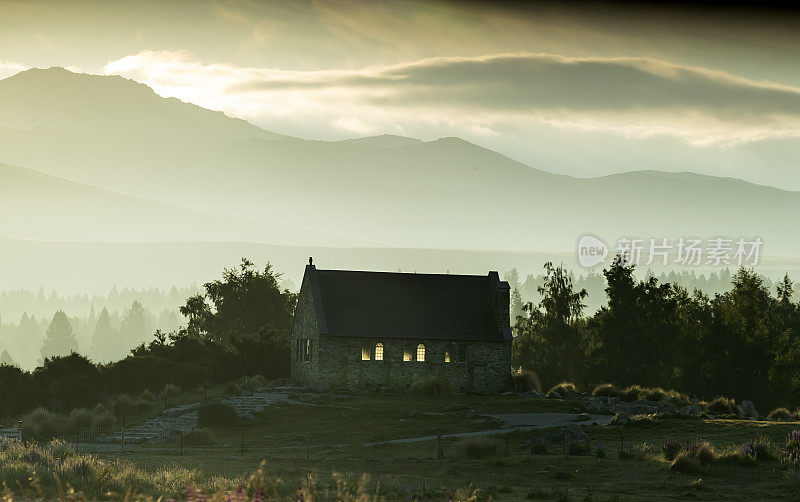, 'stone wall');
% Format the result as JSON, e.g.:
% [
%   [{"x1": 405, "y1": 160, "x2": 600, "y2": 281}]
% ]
[
  {"x1": 290, "y1": 273, "x2": 322, "y2": 385},
  {"x1": 298, "y1": 335, "x2": 510, "y2": 394}
]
